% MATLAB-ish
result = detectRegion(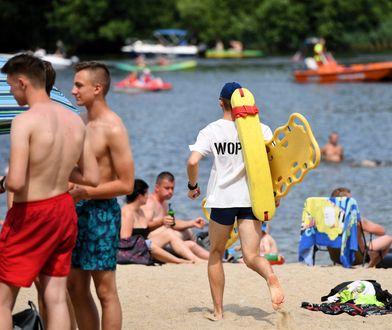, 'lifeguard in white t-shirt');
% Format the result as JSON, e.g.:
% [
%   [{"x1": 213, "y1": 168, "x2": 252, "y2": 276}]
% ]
[{"x1": 186, "y1": 82, "x2": 284, "y2": 320}]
